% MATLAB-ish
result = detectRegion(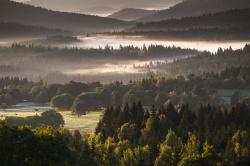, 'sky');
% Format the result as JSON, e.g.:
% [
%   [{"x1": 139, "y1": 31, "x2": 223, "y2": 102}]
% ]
[{"x1": 12, "y1": 0, "x2": 183, "y2": 16}]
